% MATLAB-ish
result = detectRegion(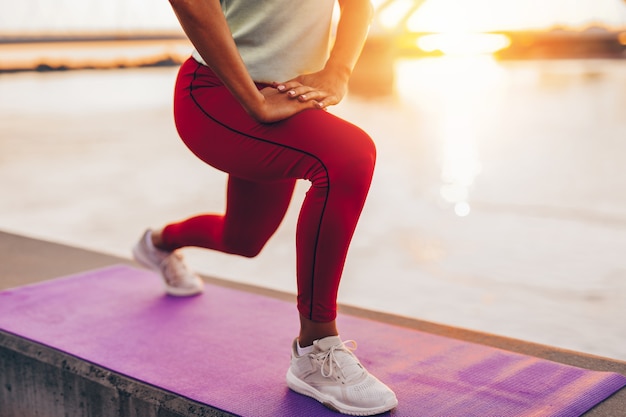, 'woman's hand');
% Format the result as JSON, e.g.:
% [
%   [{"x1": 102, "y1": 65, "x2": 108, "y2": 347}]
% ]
[
  {"x1": 248, "y1": 86, "x2": 322, "y2": 124},
  {"x1": 251, "y1": 66, "x2": 348, "y2": 123},
  {"x1": 274, "y1": 67, "x2": 350, "y2": 110}
]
